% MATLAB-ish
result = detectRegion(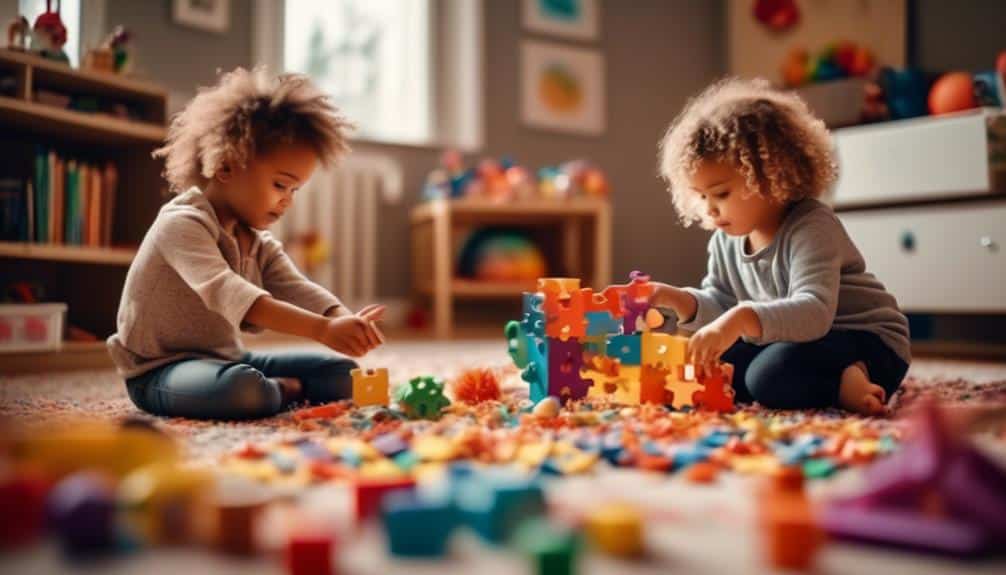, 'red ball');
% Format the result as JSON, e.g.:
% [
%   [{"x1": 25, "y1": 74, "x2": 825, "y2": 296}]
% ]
[{"x1": 928, "y1": 72, "x2": 977, "y2": 115}]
